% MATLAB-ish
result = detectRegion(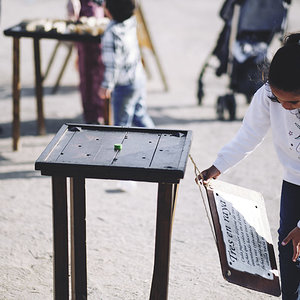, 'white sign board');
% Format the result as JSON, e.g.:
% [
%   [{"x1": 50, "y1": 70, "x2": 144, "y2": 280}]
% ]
[
  {"x1": 205, "y1": 180, "x2": 281, "y2": 296},
  {"x1": 214, "y1": 189, "x2": 273, "y2": 280}
]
